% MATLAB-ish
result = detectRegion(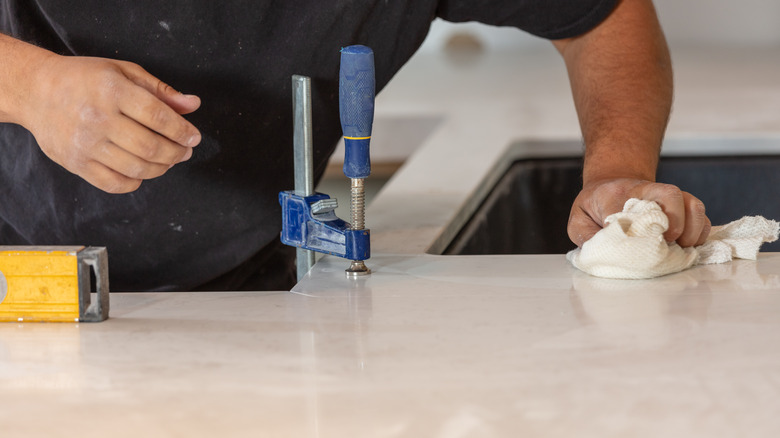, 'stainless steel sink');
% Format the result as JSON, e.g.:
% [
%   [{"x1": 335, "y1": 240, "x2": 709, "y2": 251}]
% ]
[{"x1": 442, "y1": 138, "x2": 780, "y2": 255}]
